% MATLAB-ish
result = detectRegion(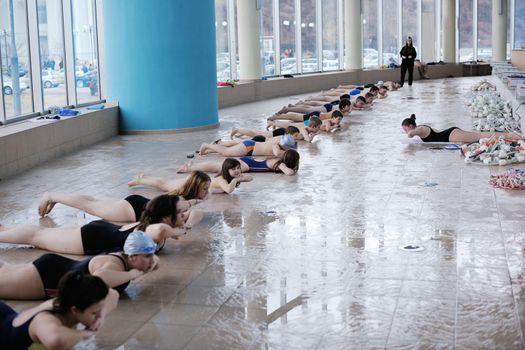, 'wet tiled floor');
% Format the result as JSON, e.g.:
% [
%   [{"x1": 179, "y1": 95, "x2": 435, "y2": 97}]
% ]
[{"x1": 1, "y1": 76, "x2": 525, "y2": 349}]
